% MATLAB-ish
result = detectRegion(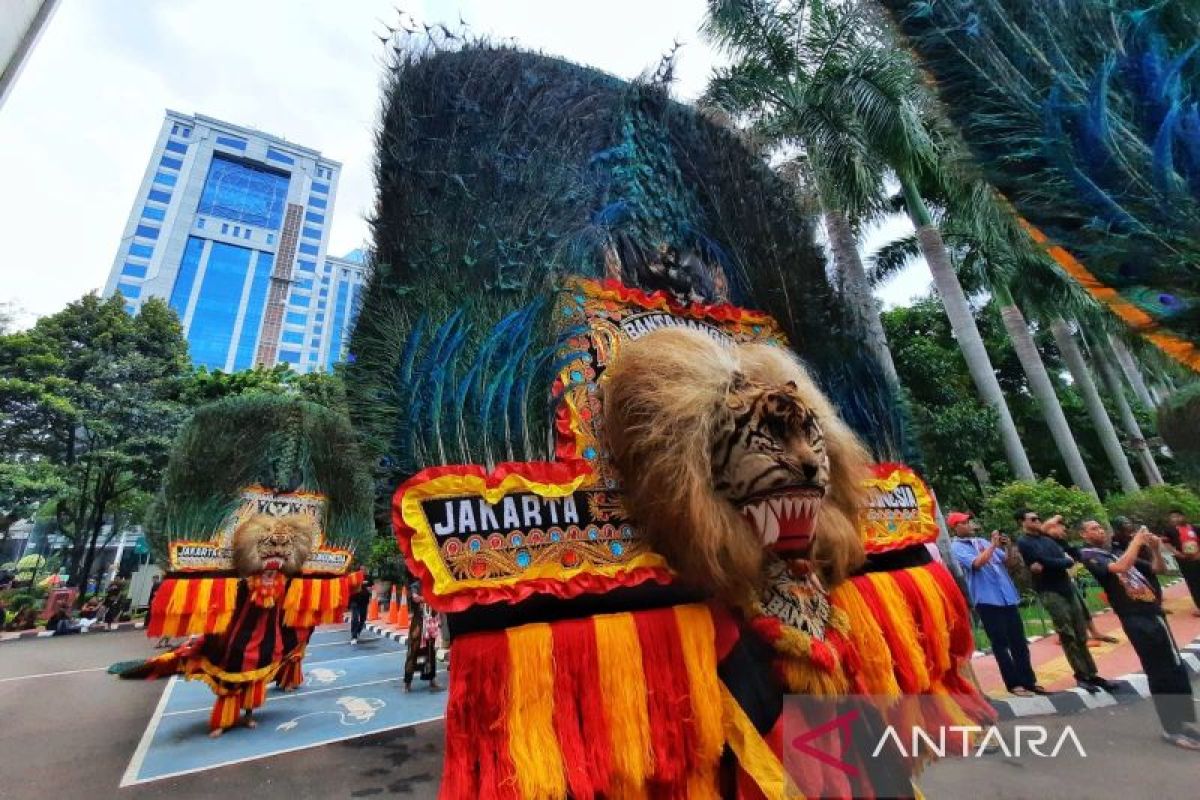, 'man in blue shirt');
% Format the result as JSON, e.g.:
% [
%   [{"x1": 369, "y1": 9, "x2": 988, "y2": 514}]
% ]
[{"x1": 949, "y1": 511, "x2": 1044, "y2": 697}]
